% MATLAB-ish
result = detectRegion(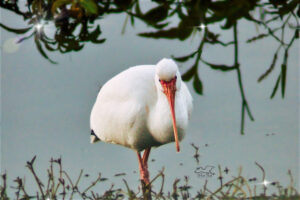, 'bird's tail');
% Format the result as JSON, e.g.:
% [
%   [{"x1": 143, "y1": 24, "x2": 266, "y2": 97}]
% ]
[{"x1": 90, "y1": 130, "x2": 100, "y2": 144}]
